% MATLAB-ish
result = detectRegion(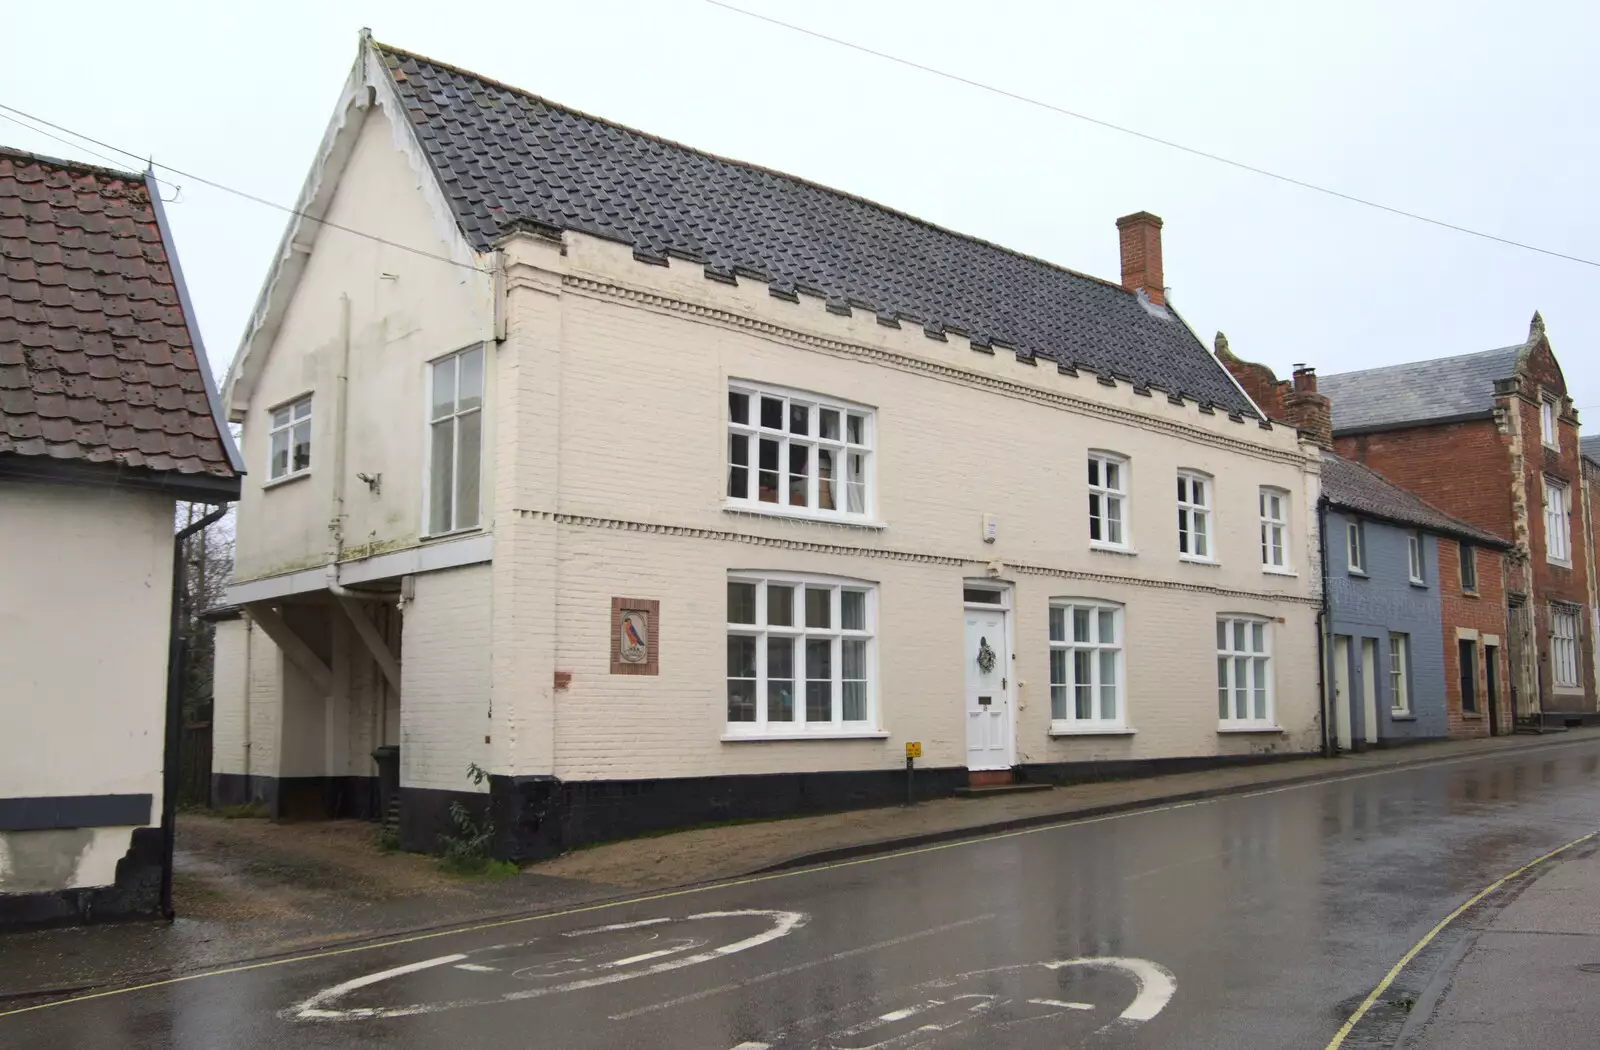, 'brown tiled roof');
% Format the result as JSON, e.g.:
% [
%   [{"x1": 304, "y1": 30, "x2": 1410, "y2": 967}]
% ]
[{"x1": 0, "y1": 147, "x2": 238, "y2": 482}]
